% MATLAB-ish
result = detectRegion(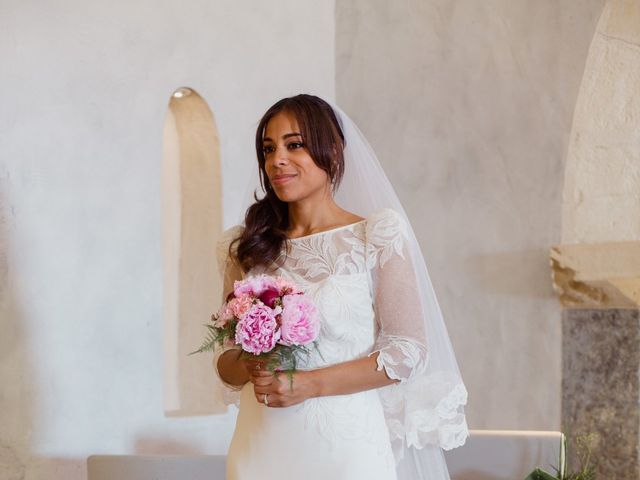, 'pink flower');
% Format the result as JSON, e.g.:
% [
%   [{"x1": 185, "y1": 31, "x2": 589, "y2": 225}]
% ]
[
  {"x1": 235, "y1": 303, "x2": 281, "y2": 355},
  {"x1": 258, "y1": 287, "x2": 280, "y2": 308},
  {"x1": 228, "y1": 295, "x2": 254, "y2": 318},
  {"x1": 233, "y1": 274, "x2": 279, "y2": 298},
  {"x1": 275, "y1": 276, "x2": 303, "y2": 295},
  {"x1": 279, "y1": 294, "x2": 320, "y2": 346},
  {"x1": 213, "y1": 302, "x2": 235, "y2": 327}
]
